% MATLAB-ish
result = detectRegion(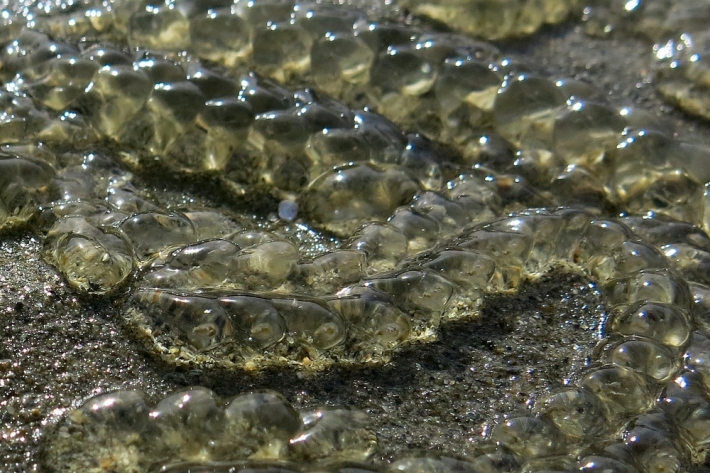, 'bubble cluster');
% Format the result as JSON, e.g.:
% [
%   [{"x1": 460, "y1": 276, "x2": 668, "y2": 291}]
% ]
[
  {"x1": 399, "y1": 0, "x2": 582, "y2": 40},
  {"x1": 1, "y1": 0, "x2": 710, "y2": 472},
  {"x1": 582, "y1": 0, "x2": 710, "y2": 122},
  {"x1": 44, "y1": 389, "x2": 376, "y2": 472}
]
